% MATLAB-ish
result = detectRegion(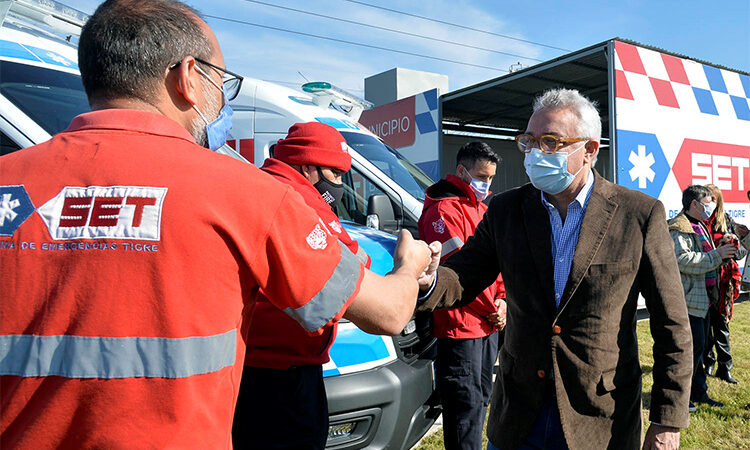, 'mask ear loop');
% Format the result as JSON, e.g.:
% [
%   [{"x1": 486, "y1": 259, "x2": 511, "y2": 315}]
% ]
[
  {"x1": 192, "y1": 104, "x2": 209, "y2": 125},
  {"x1": 566, "y1": 141, "x2": 589, "y2": 178},
  {"x1": 459, "y1": 165, "x2": 472, "y2": 185},
  {"x1": 192, "y1": 64, "x2": 227, "y2": 124}
]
